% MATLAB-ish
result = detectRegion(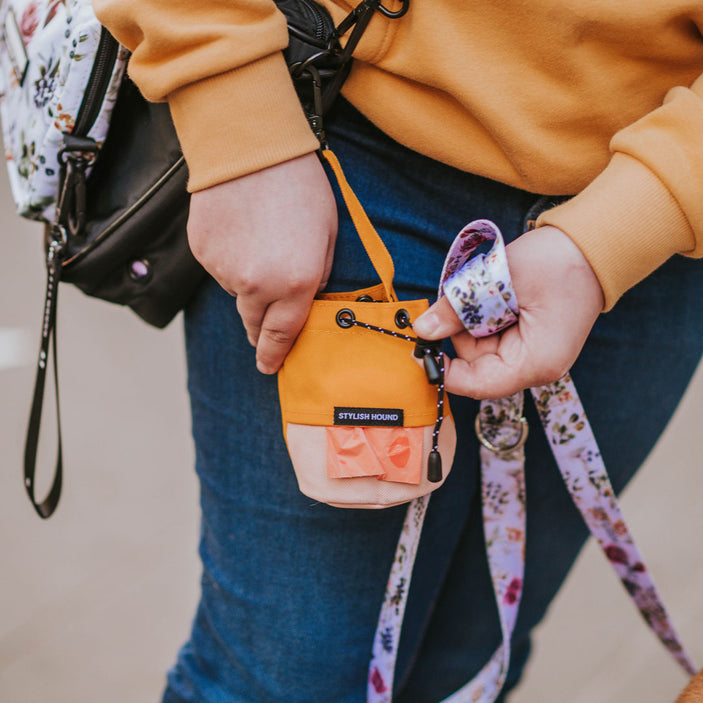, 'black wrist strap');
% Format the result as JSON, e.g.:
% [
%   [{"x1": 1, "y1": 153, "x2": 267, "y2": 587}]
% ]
[{"x1": 24, "y1": 233, "x2": 64, "y2": 519}]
